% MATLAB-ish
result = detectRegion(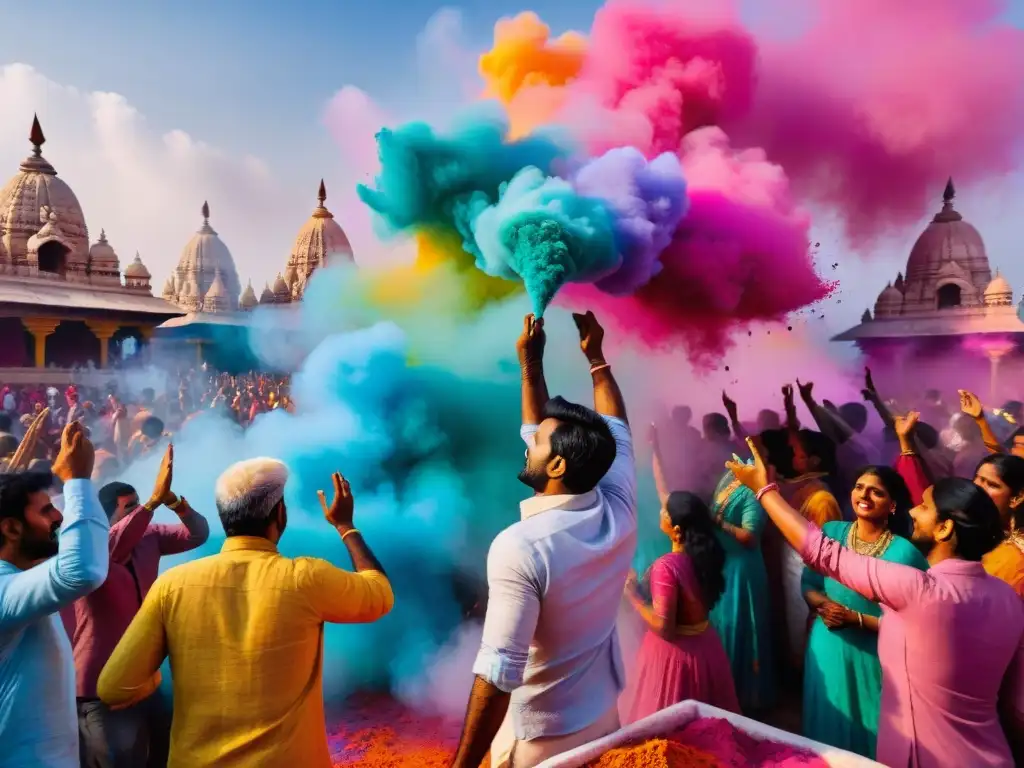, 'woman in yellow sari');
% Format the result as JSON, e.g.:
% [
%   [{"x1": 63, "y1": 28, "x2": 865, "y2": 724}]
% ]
[{"x1": 972, "y1": 453, "x2": 1024, "y2": 596}]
